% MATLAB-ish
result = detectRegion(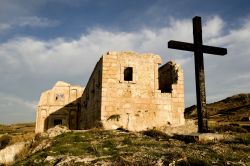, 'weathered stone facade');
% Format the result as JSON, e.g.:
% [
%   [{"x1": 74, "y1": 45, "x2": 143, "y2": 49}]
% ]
[
  {"x1": 35, "y1": 81, "x2": 84, "y2": 133},
  {"x1": 80, "y1": 51, "x2": 185, "y2": 131},
  {"x1": 36, "y1": 51, "x2": 185, "y2": 132}
]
